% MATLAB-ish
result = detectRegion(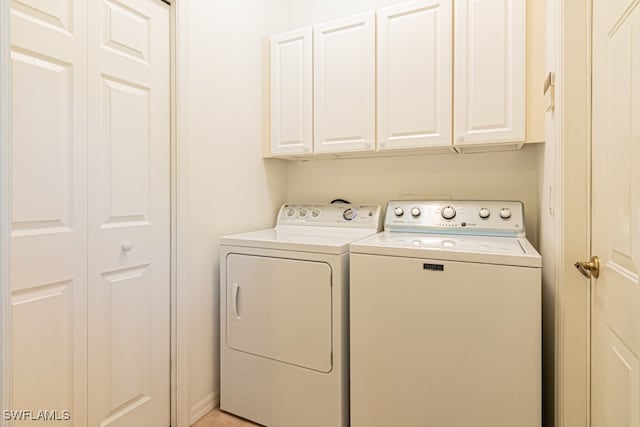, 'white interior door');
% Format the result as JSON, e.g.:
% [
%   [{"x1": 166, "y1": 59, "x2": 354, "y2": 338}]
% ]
[
  {"x1": 9, "y1": 0, "x2": 88, "y2": 424},
  {"x1": 87, "y1": 1, "x2": 170, "y2": 426},
  {"x1": 591, "y1": 0, "x2": 640, "y2": 426}
]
